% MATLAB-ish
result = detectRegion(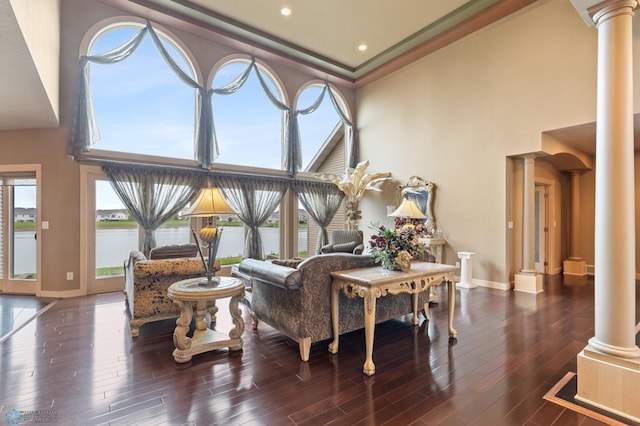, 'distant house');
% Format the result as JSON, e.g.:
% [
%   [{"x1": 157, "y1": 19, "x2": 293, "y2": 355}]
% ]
[
  {"x1": 14, "y1": 207, "x2": 36, "y2": 222},
  {"x1": 96, "y1": 209, "x2": 128, "y2": 221},
  {"x1": 267, "y1": 209, "x2": 307, "y2": 223}
]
